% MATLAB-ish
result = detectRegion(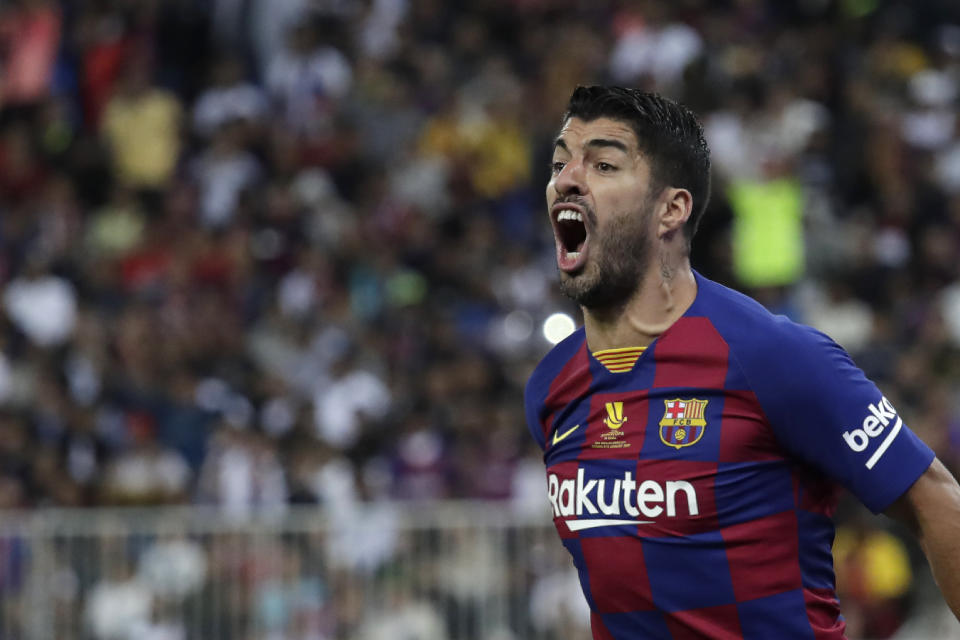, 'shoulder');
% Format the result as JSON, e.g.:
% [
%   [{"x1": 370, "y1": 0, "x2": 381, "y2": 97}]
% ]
[
  {"x1": 524, "y1": 326, "x2": 587, "y2": 403},
  {"x1": 693, "y1": 274, "x2": 868, "y2": 427},
  {"x1": 524, "y1": 327, "x2": 586, "y2": 449},
  {"x1": 692, "y1": 273, "x2": 835, "y2": 371}
]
